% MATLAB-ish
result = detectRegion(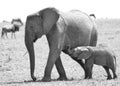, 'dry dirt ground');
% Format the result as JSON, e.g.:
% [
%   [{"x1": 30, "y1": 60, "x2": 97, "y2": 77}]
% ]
[{"x1": 0, "y1": 19, "x2": 120, "y2": 86}]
